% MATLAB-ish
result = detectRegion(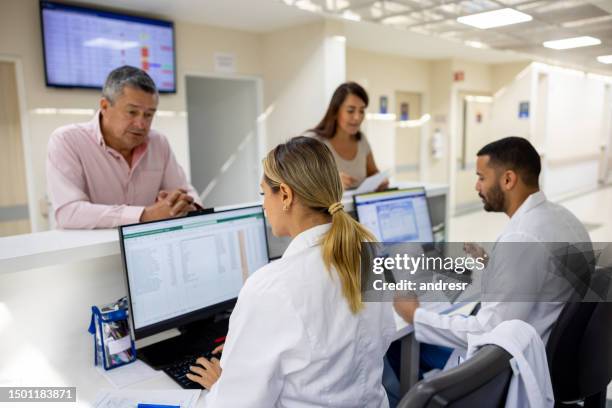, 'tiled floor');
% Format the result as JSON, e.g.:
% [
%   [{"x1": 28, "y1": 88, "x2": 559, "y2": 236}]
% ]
[{"x1": 448, "y1": 184, "x2": 612, "y2": 402}]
